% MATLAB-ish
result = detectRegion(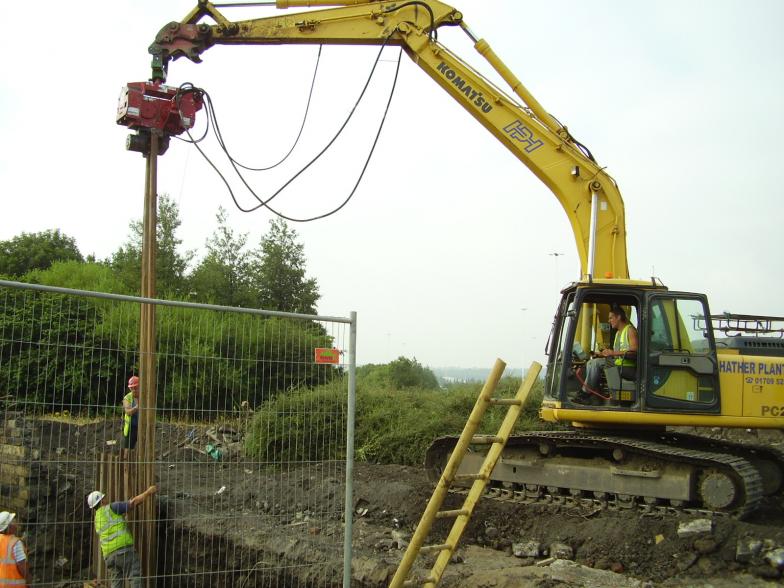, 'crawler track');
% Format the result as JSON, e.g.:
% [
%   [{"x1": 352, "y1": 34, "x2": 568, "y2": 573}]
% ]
[
  {"x1": 425, "y1": 430, "x2": 772, "y2": 519},
  {"x1": 651, "y1": 431, "x2": 784, "y2": 496}
]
